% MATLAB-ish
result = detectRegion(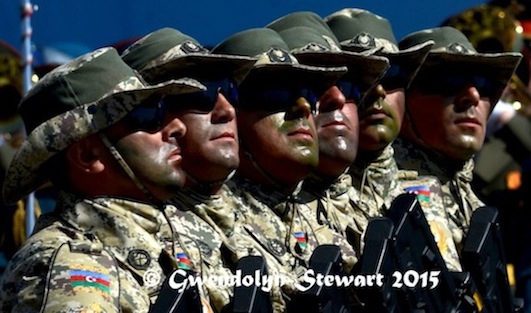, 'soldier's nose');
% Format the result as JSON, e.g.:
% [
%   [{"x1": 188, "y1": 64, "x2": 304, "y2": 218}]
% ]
[{"x1": 317, "y1": 86, "x2": 347, "y2": 114}]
